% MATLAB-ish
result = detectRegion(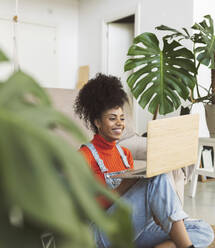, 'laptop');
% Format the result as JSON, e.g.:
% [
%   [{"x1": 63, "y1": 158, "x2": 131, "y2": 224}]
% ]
[{"x1": 112, "y1": 114, "x2": 199, "y2": 179}]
